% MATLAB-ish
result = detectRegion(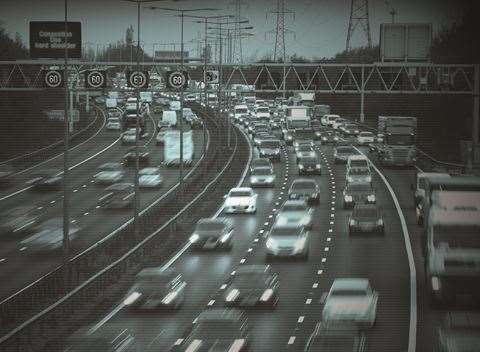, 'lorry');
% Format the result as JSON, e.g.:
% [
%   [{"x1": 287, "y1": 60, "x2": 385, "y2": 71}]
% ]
[
  {"x1": 283, "y1": 106, "x2": 312, "y2": 145},
  {"x1": 291, "y1": 92, "x2": 315, "y2": 107},
  {"x1": 376, "y1": 116, "x2": 417, "y2": 167},
  {"x1": 424, "y1": 190, "x2": 480, "y2": 304},
  {"x1": 163, "y1": 130, "x2": 194, "y2": 166}
]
